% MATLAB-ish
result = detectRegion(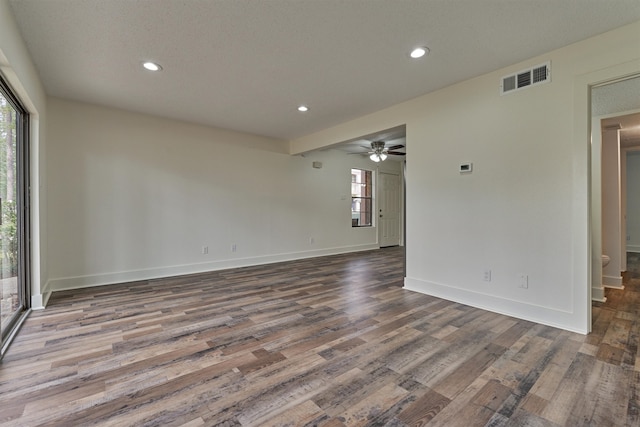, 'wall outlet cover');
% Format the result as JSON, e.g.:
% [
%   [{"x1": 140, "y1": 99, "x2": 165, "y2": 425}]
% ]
[{"x1": 459, "y1": 162, "x2": 473, "y2": 174}]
